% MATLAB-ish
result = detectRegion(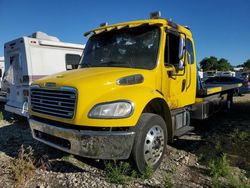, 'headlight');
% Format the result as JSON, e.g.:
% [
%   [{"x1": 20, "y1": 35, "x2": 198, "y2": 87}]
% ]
[{"x1": 88, "y1": 101, "x2": 134, "y2": 119}]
